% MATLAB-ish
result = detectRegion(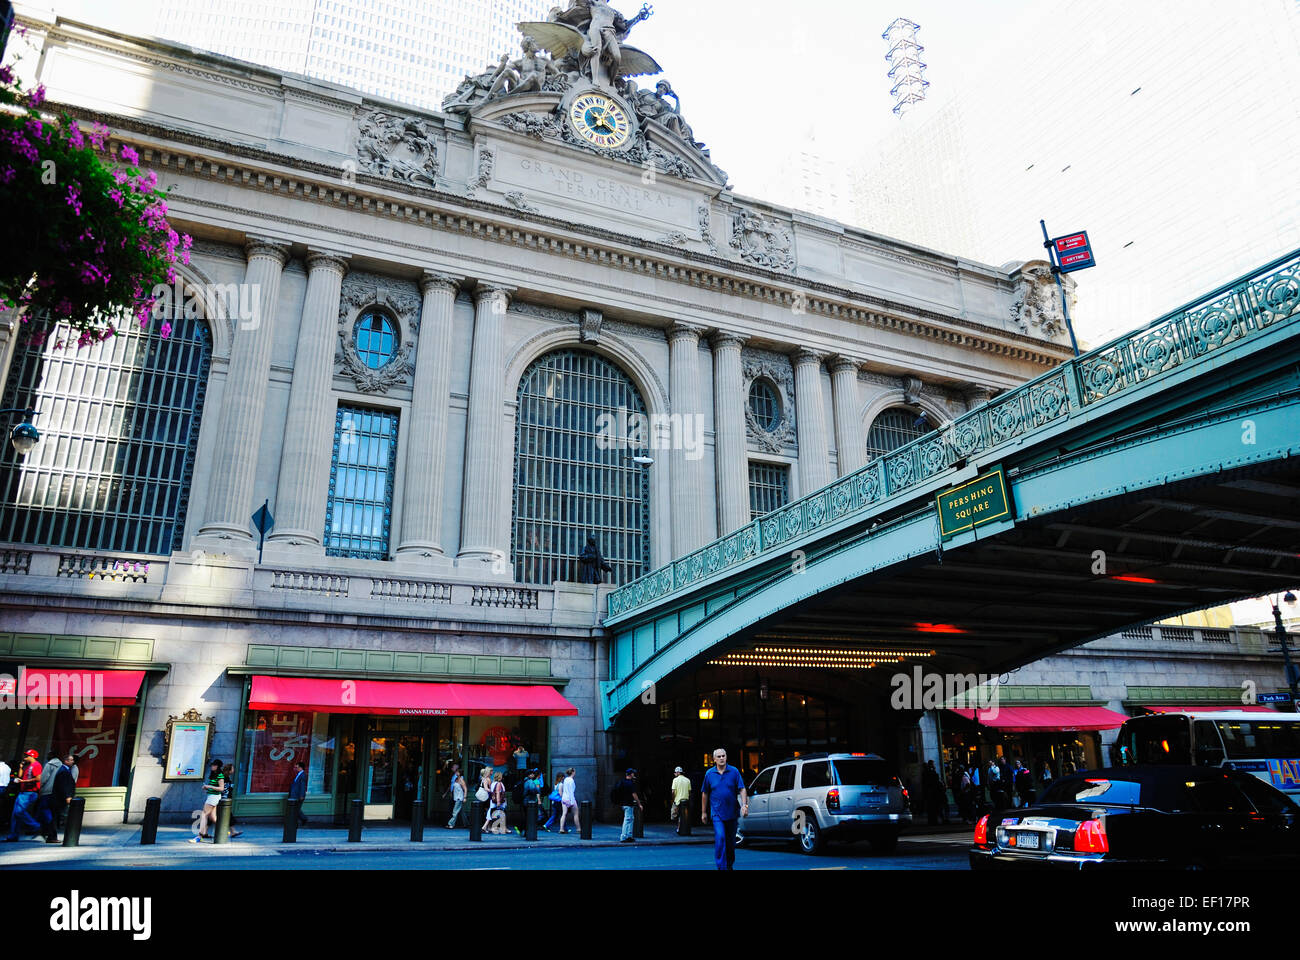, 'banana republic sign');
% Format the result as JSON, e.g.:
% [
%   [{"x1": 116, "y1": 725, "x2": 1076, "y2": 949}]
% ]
[{"x1": 937, "y1": 467, "x2": 1013, "y2": 541}]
